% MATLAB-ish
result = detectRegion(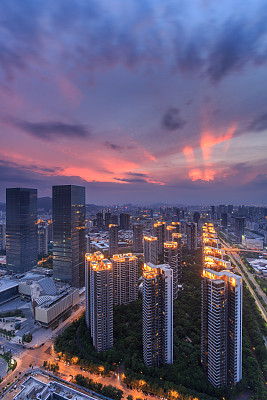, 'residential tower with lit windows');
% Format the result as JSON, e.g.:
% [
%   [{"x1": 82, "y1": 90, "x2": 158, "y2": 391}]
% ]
[
  {"x1": 143, "y1": 263, "x2": 173, "y2": 367},
  {"x1": 111, "y1": 253, "x2": 138, "y2": 305}
]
